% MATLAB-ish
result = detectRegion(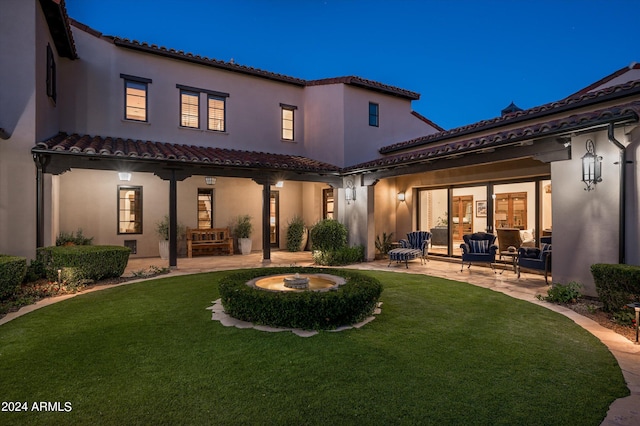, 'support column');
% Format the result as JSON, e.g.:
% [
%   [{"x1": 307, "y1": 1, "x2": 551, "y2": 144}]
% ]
[
  {"x1": 169, "y1": 169, "x2": 178, "y2": 268},
  {"x1": 262, "y1": 182, "x2": 271, "y2": 263},
  {"x1": 33, "y1": 154, "x2": 50, "y2": 249}
]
